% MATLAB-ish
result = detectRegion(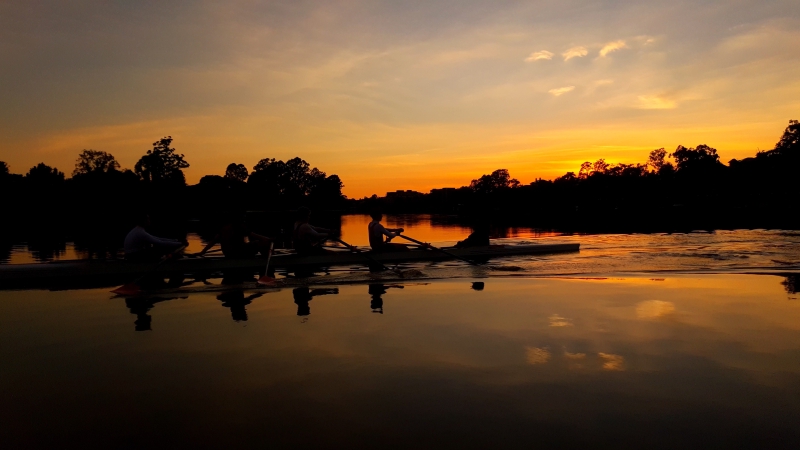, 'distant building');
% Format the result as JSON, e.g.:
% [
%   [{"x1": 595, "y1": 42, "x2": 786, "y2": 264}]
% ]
[
  {"x1": 429, "y1": 187, "x2": 456, "y2": 201},
  {"x1": 385, "y1": 189, "x2": 424, "y2": 200}
]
